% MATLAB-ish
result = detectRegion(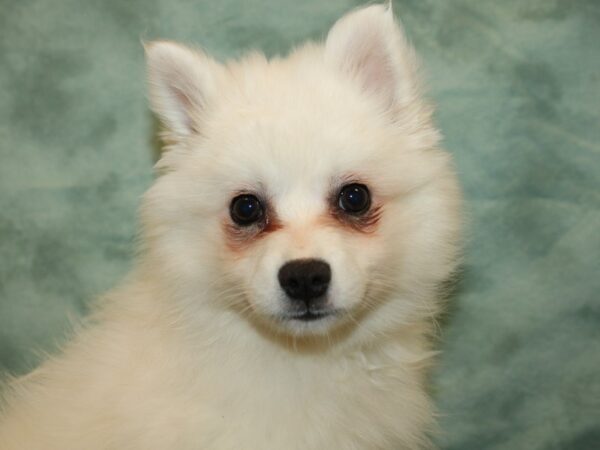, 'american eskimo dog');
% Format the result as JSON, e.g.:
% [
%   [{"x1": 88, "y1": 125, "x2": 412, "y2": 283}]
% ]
[{"x1": 0, "y1": 4, "x2": 461, "y2": 449}]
